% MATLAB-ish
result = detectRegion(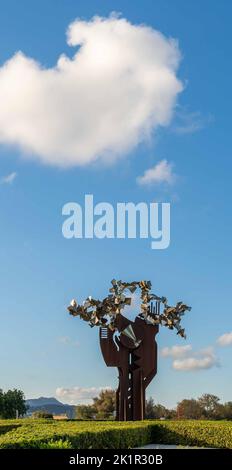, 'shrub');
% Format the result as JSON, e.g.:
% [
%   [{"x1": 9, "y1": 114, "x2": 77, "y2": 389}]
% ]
[
  {"x1": 32, "y1": 411, "x2": 53, "y2": 419},
  {"x1": 0, "y1": 419, "x2": 231, "y2": 449},
  {"x1": 38, "y1": 439, "x2": 72, "y2": 449}
]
